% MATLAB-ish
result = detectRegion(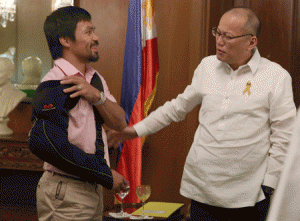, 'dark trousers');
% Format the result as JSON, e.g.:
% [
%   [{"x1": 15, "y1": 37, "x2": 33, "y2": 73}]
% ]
[{"x1": 191, "y1": 197, "x2": 271, "y2": 221}]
